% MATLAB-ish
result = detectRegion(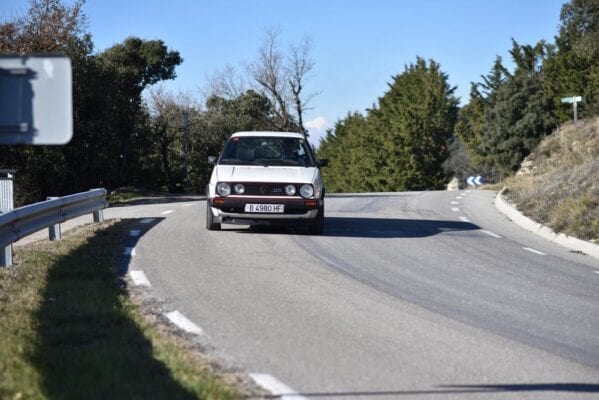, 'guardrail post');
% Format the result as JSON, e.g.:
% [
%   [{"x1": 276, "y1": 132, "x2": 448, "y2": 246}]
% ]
[
  {"x1": 93, "y1": 210, "x2": 104, "y2": 223},
  {"x1": 48, "y1": 223, "x2": 62, "y2": 241},
  {"x1": 1, "y1": 244, "x2": 12, "y2": 267},
  {"x1": 47, "y1": 197, "x2": 62, "y2": 241}
]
